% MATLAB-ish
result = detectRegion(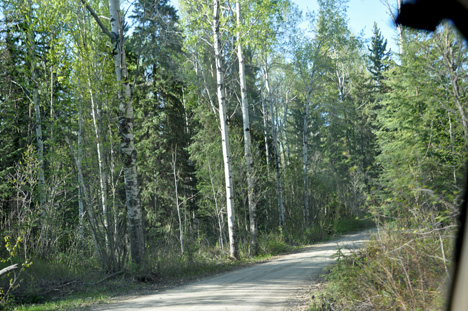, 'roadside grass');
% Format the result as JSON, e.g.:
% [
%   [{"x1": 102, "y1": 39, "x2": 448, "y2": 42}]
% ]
[
  {"x1": 258, "y1": 231, "x2": 294, "y2": 256},
  {"x1": 10, "y1": 294, "x2": 108, "y2": 311},
  {"x1": 310, "y1": 225, "x2": 454, "y2": 311},
  {"x1": 1, "y1": 218, "x2": 374, "y2": 311}
]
